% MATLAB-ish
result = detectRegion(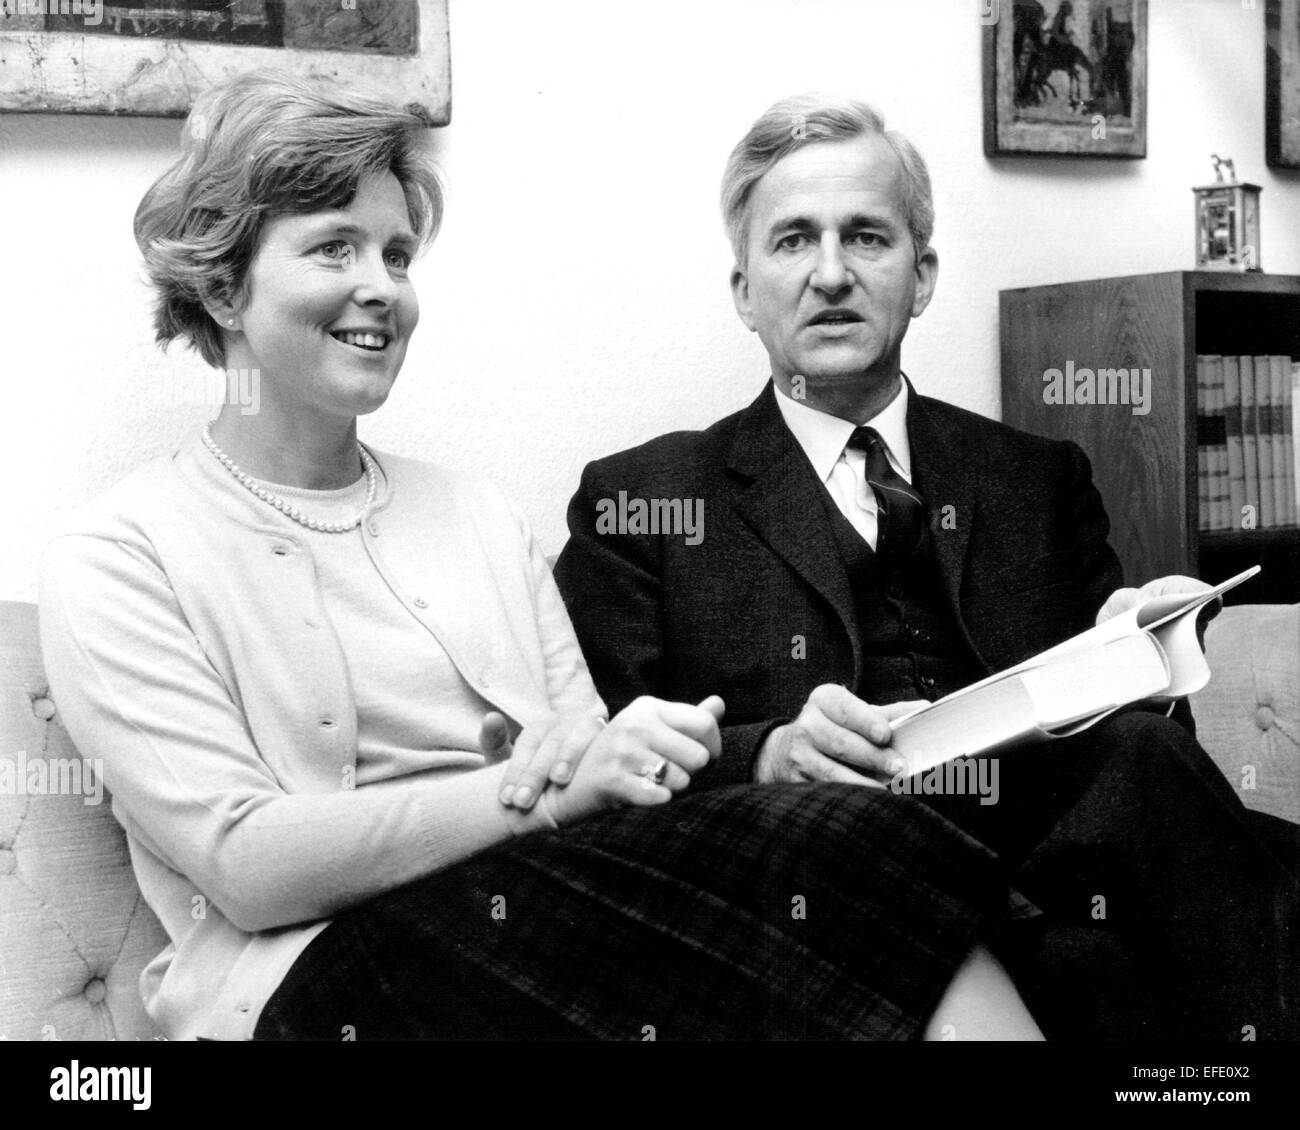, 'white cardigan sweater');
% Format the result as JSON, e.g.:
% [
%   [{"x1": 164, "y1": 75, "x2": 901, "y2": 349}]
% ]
[{"x1": 38, "y1": 431, "x2": 605, "y2": 1040}]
